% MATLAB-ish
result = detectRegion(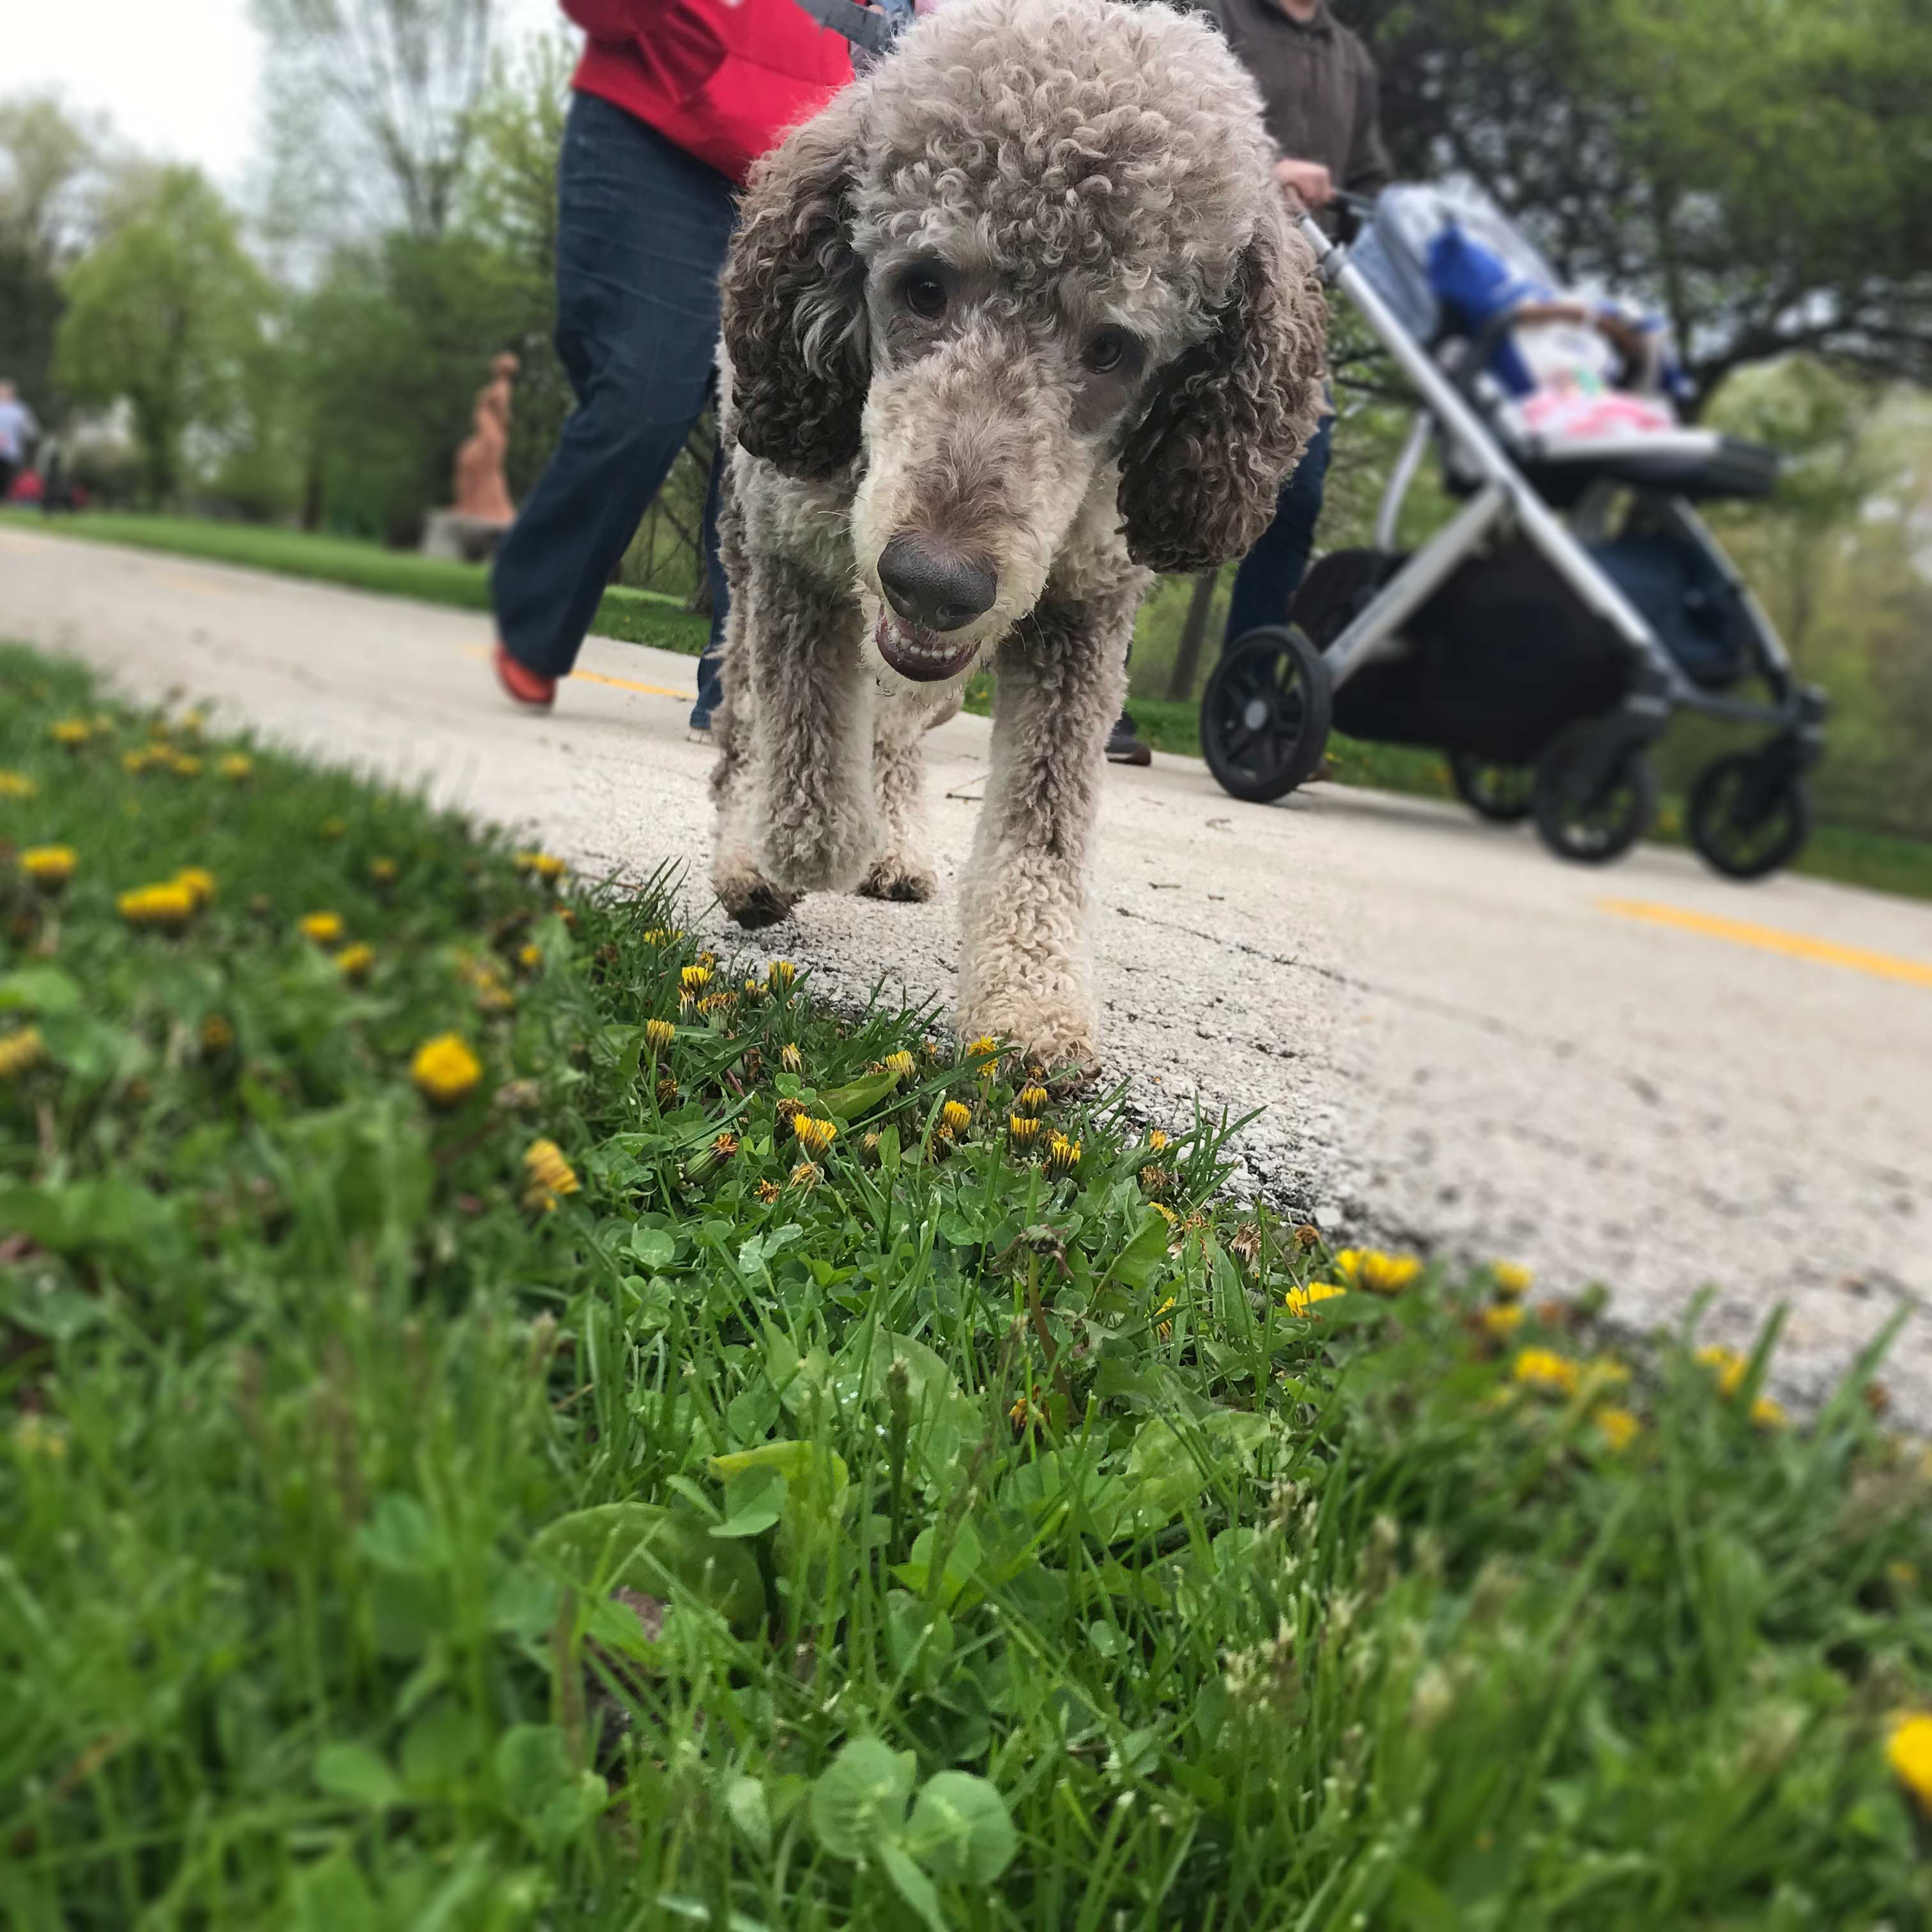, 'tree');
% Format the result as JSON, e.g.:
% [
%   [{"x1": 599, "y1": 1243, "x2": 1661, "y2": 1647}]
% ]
[
  {"x1": 253, "y1": 0, "x2": 497, "y2": 244},
  {"x1": 1354, "y1": 0, "x2": 1932, "y2": 409},
  {"x1": 54, "y1": 170, "x2": 273, "y2": 501}
]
